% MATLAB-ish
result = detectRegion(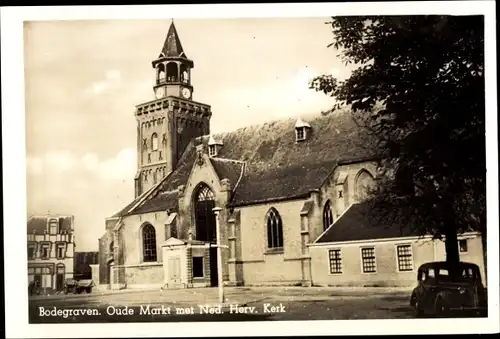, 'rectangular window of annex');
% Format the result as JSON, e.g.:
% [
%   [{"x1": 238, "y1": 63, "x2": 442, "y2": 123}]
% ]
[
  {"x1": 396, "y1": 244, "x2": 413, "y2": 272},
  {"x1": 361, "y1": 247, "x2": 376, "y2": 273},
  {"x1": 328, "y1": 249, "x2": 342, "y2": 274}
]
